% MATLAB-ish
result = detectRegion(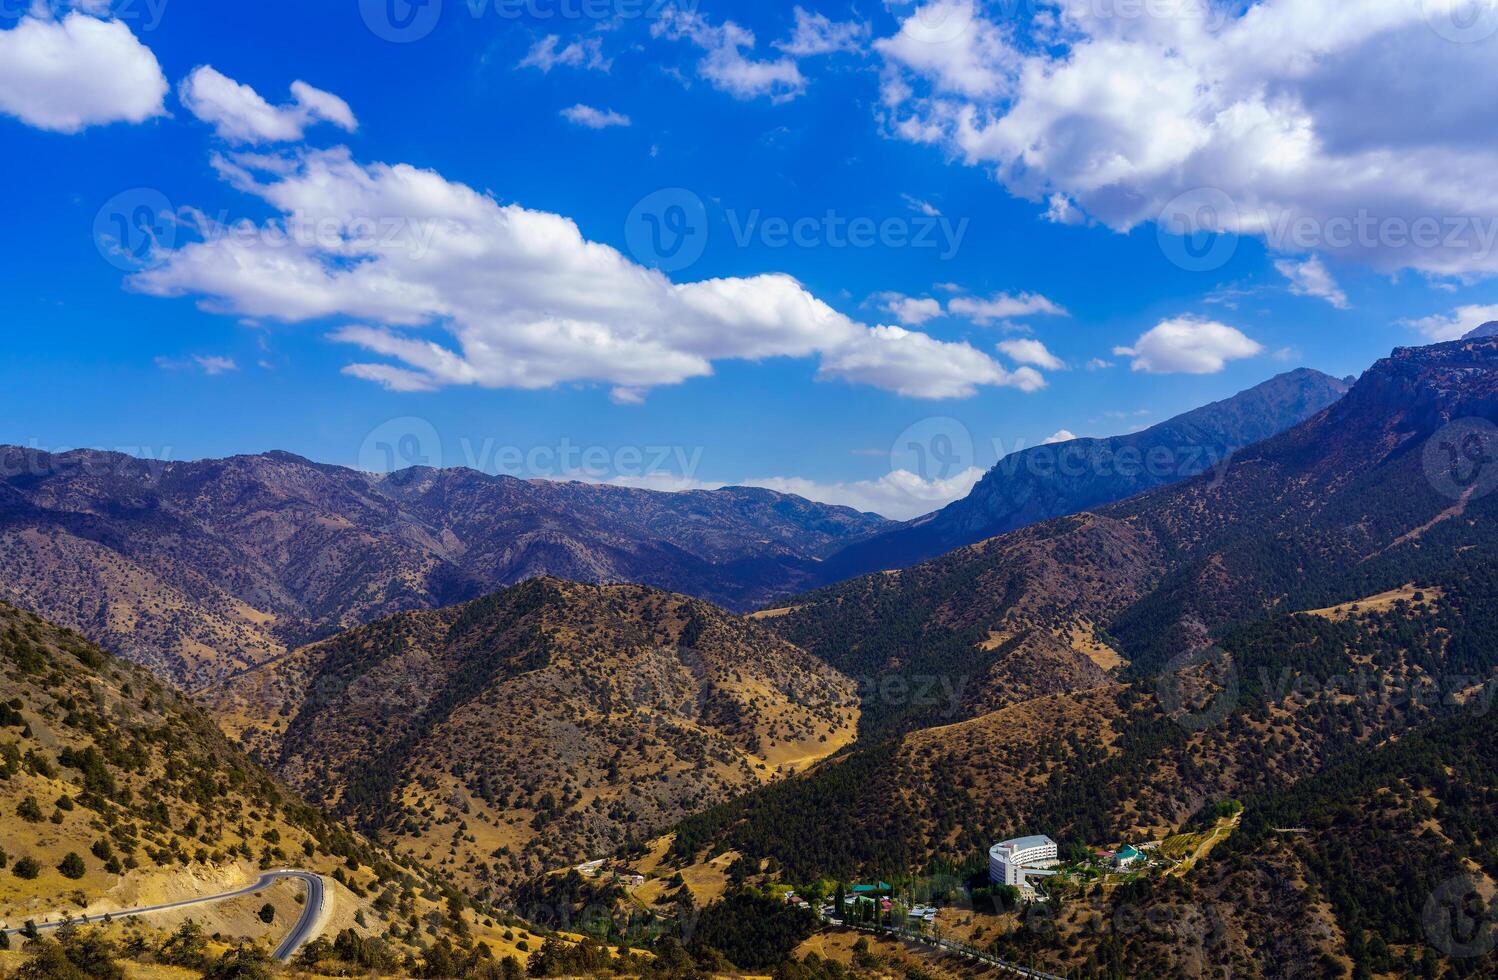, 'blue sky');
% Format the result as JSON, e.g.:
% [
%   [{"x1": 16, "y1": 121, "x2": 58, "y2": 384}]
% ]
[{"x1": 3, "y1": 0, "x2": 1498, "y2": 518}]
